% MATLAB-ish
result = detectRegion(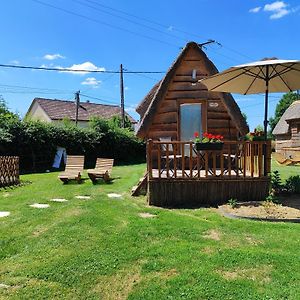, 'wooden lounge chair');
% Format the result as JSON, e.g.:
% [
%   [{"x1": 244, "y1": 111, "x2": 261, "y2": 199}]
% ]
[
  {"x1": 273, "y1": 152, "x2": 294, "y2": 166},
  {"x1": 290, "y1": 154, "x2": 300, "y2": 165},
  {"x1": 87, "y1": 158, "x2": 114, "y2": 183},
  {"x1": 58, "y1": 155, "x2": 84, "y2": 183}
]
